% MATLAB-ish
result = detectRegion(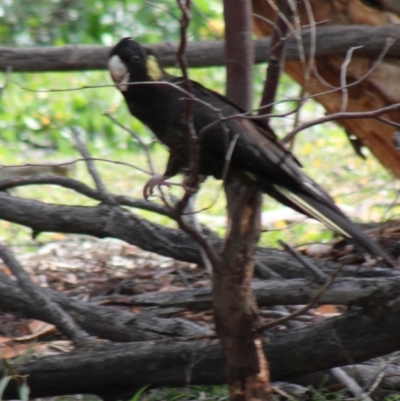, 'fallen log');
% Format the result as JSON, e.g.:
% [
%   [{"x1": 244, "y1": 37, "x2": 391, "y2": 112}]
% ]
[
  {"x1": 3, "y1": 301, "x2": 400, "y2": 399},
  {"x1": 118, "y1": 276, "x2": 400, "y2": 310},
  {"x1": 2, "y1": 256, "x2": 400, "y2": 342}
]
